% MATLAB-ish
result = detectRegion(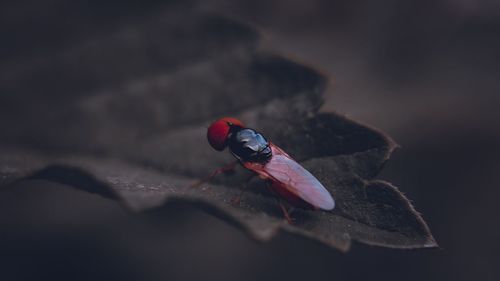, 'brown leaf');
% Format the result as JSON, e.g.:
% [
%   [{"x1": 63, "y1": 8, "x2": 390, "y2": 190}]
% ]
[{"x1": 0, "y1": 6, "x2": 436, "y2": 252}]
